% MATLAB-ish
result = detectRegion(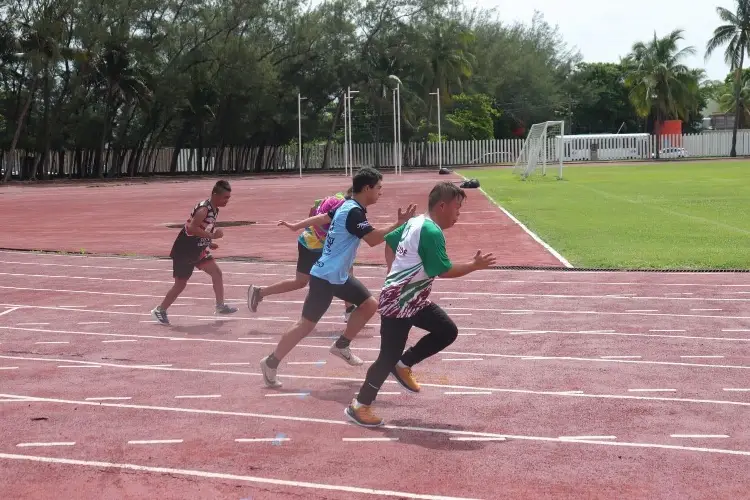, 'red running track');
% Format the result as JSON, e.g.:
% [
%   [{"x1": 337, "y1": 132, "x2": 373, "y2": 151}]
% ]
[
  {"x1": 0, "y1": 250, "x2": 749, "y2": 498},
  {"x1": 0, "y1": 171, "x2": 566, "y2": 267}
]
